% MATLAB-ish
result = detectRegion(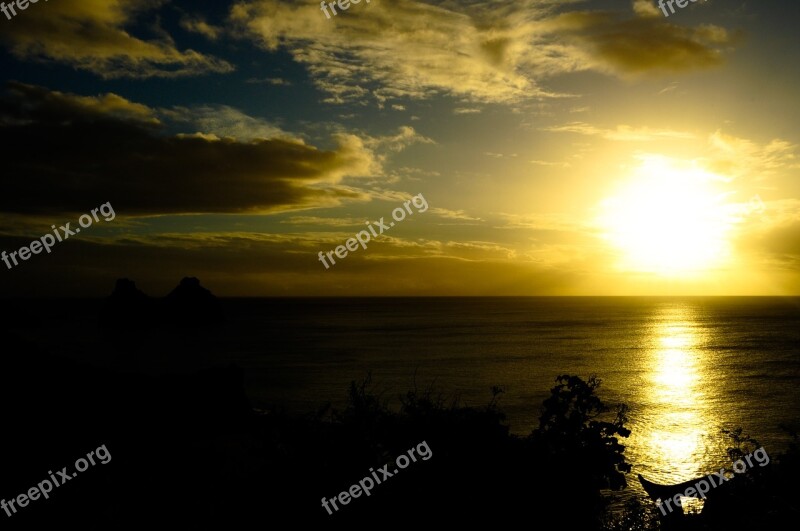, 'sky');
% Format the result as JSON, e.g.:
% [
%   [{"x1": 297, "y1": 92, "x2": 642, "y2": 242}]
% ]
[{"x1": 0, "y1": 0, "x2": 799, "y2": 296}]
